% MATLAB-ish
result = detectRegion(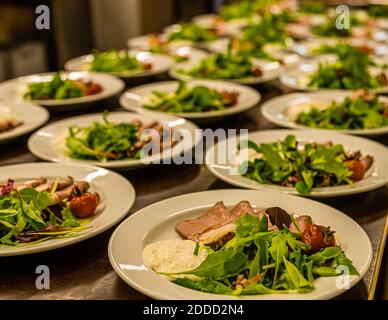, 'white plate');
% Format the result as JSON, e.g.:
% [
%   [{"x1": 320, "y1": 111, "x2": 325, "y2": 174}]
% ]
[
  {"x1": 169, "y1": 55, "x2": 284, "y2": 84},
  {"x1": 0, "y1": 72, "x2": 124, "y2": 110},
  {"x1": 0, "y1": 162, "x2": 135, "y2": 256},
  {"x1": 127, "y1": 36, "x2": 209, "y2": 63},
  {"x1": 119, "y1": 80, "x2": 261, "y2": 122},
  {"x1": 205, "y1": 38, "x2": 300, "y2": 67},
  {"x1": 261, "y1": 92, "x2": 388, "y2": 136},
  {"x1": 280, "y1": 60, "x2": 388, "y2": 94},
  {"x1": 205, "y1": 129, "x2": 388, "y2": 198},
  {"x1": 28, "y1": 112, "x2": 200, "y2": 169},
  {"x1": 0, "y1": 102, "x2": 49, "y2": 143},
  {"x1": 108, "y1": 189, "x2": 372, "y2": 300},
  {"x1": 64, "y1": 51, "x2": 174, "y2": 79}
]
